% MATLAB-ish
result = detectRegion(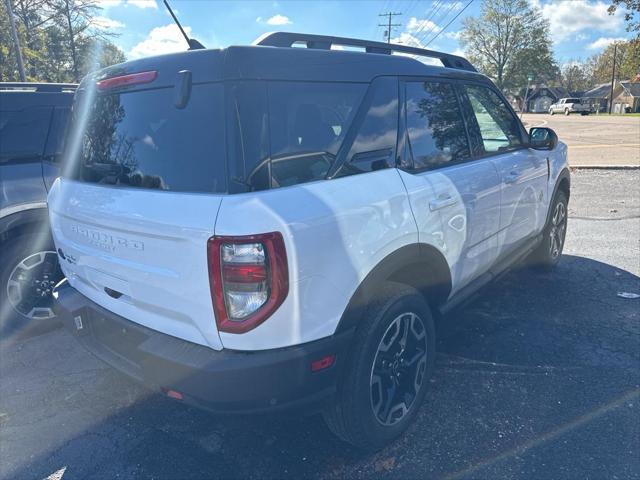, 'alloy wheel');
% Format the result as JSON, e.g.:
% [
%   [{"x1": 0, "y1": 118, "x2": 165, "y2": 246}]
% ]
[
  {"x1": 549, "y1": 201, "x2": 567, "y2": 260},
  {"x1": 370, "y1": 312, "x2": 428, "y2": 426},
  {"x1": 6, "y1": 251, "x2": 62, "y2": 321}
]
